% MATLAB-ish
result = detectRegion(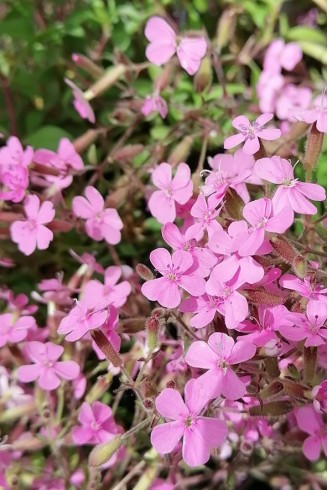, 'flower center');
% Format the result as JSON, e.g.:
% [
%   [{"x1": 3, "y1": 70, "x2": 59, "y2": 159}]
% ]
[
  {"x1": 239, "y1": 122, "x2": 263, "y2": 139},
  {"x1": 184, "y1": 415, "x2": 195, "y2": 430}
]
